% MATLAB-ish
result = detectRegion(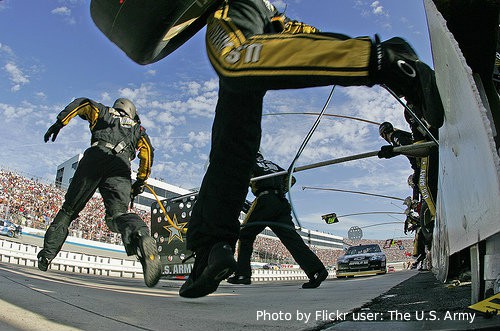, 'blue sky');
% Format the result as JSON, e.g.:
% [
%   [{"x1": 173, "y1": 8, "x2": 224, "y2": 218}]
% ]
[{"x1": 0, "y1": 0, "x2": 434, "y2": 240}]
